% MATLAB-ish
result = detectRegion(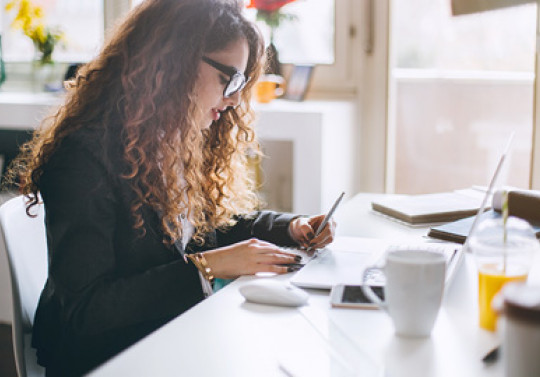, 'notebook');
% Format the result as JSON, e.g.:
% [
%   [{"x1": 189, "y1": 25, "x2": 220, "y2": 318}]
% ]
[
  {"x1": 290, "y1": 133, "x2": 514, "y2": 290},
  {"x1": 371, "y1": 188, "x2": 487, "y2": 225}
]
